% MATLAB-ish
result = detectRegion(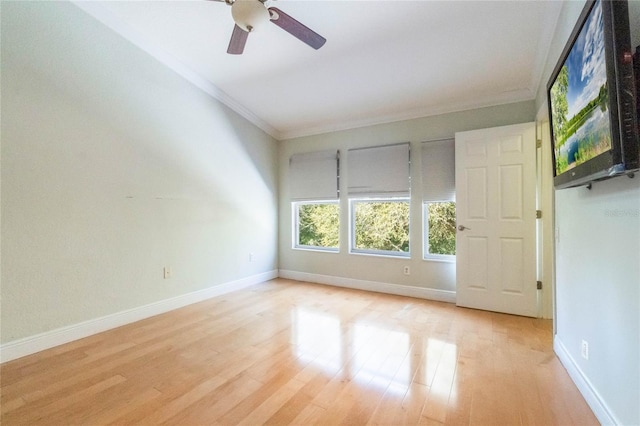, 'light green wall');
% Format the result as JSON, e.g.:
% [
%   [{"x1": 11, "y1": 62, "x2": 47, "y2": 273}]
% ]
[
  {"x1": 6, "y1": 6, "x2": 637, "y2": 422},
  {"x1": 278, "y1": 101, "x2": 536, "y2": 292},
  {"x1": 536, "y1": 1, "x2": 640, "y2": 424},
  {"x1": 1, "y1": 1, "x2": 279, "y2": 343}
]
